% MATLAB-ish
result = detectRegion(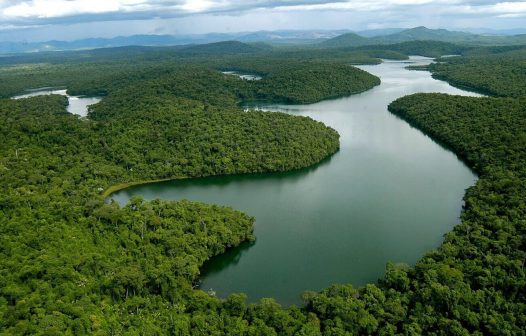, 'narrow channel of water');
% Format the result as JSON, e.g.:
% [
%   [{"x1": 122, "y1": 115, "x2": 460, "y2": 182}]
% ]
[
  {"x1": 12, "y1": 88, "x2": 101, "y2": 117},
  {"x1": 222, "y1": 71, "x2": 262, "y2": 80},
  {"x1": 112, "y1": 56, "x2": 481, "y2": 305}
]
